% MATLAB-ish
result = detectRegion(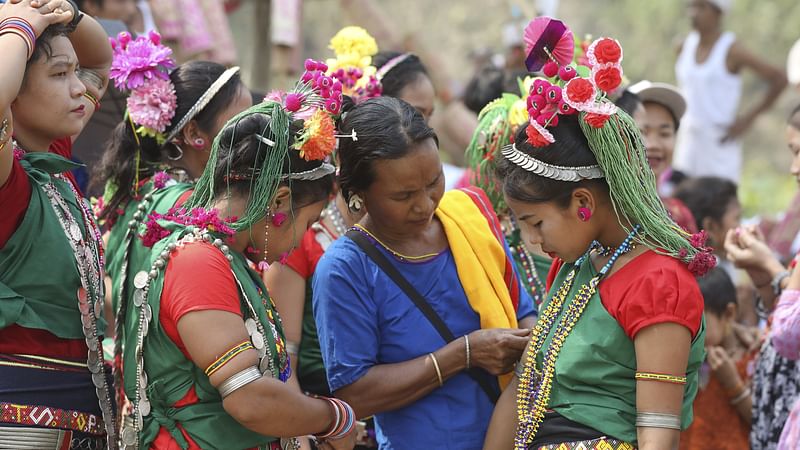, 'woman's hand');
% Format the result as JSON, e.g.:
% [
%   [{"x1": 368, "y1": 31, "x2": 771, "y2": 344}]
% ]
[
  {"x1": 724, "y1": 227, "x2": 775, "y2": 272},
  {"x1": 468, "y1": 328, "x2": 530, "y2": 376},
  {"x1": 318, "y1": 432, "x2": 356, "y2": 450},
  {"x1": 2, "y1": 0, "x2": 73, "y2": 33}
]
